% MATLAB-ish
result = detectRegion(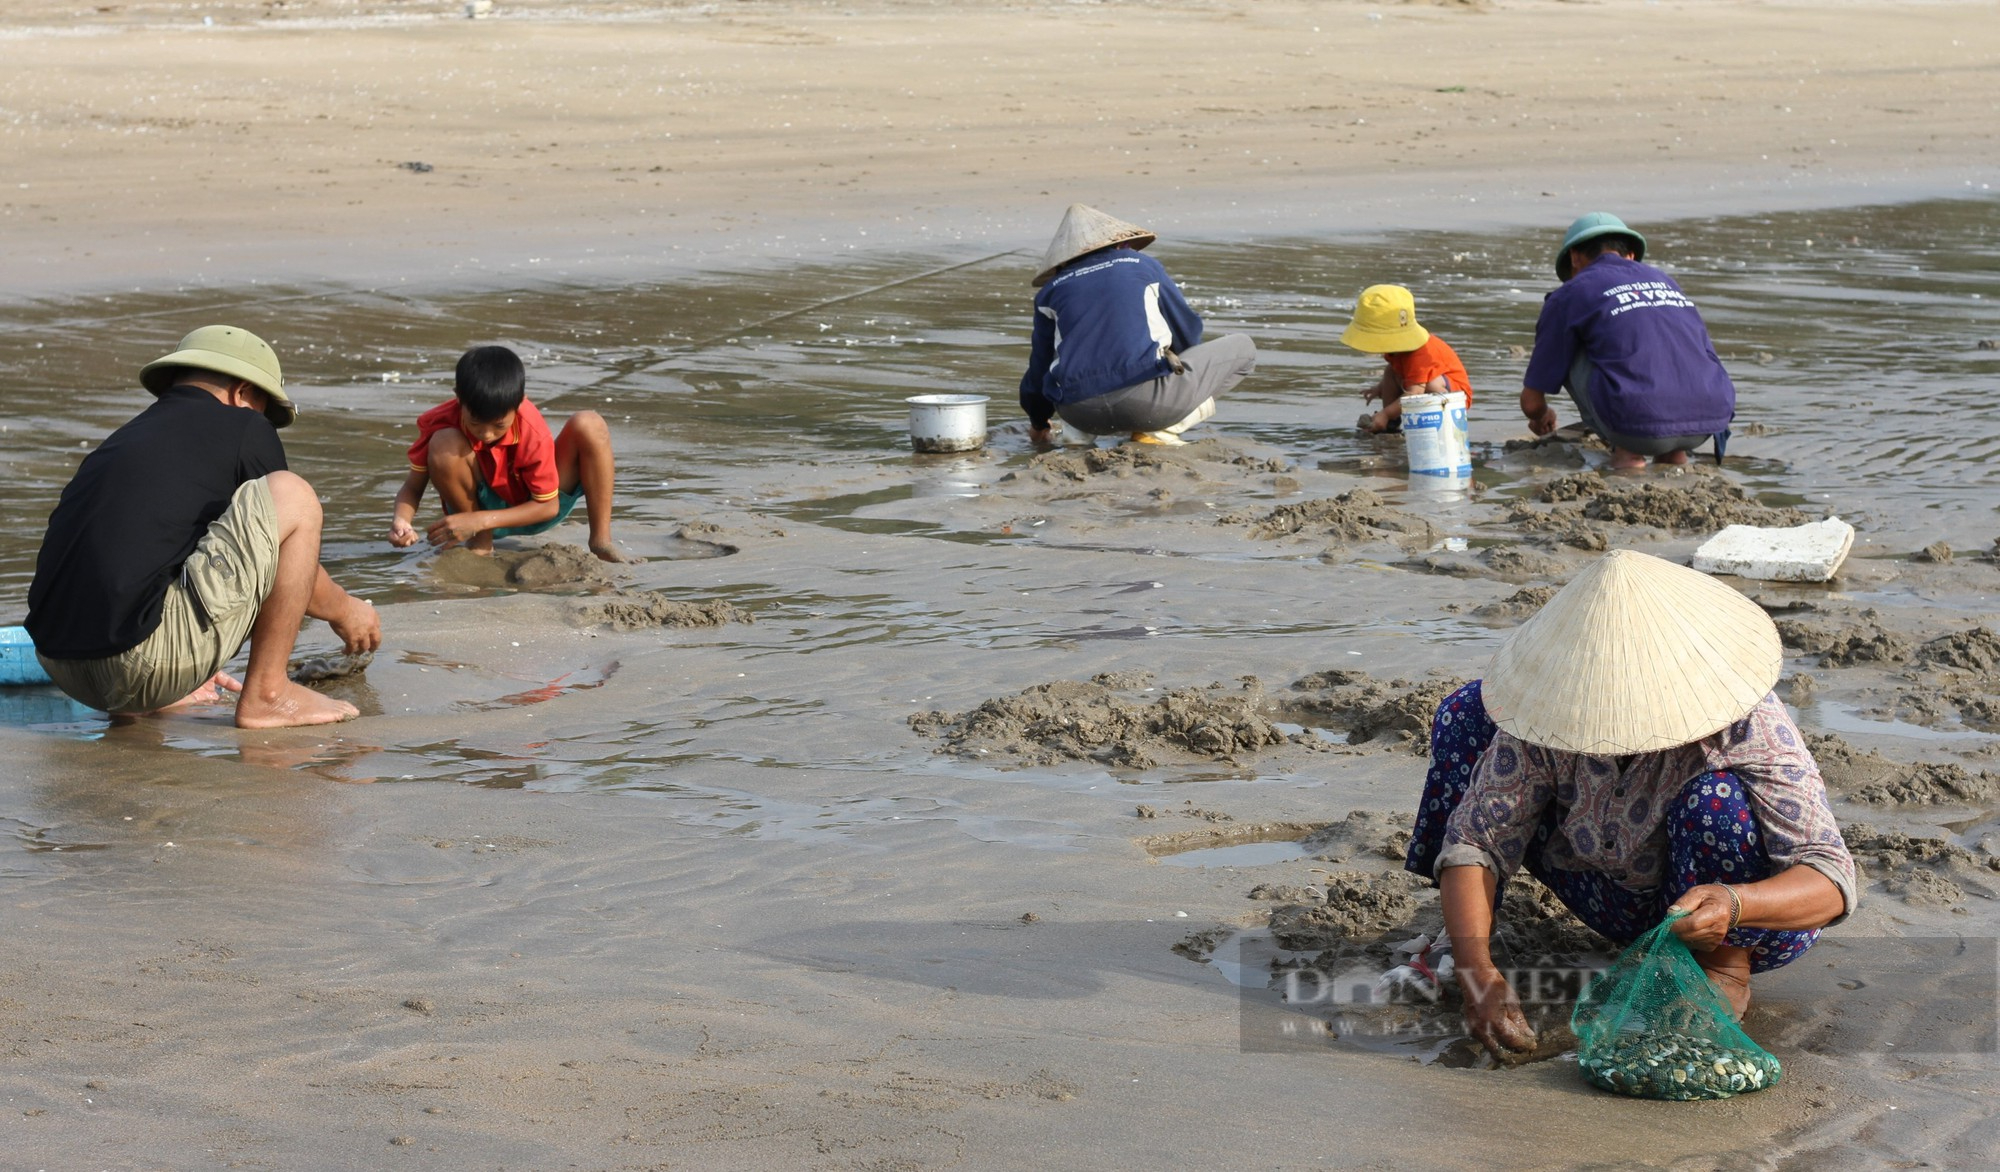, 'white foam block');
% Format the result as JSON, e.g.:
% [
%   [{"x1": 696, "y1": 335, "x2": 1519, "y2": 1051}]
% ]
[{"x1": 1692, "y1": 516, "x2": 1856, "y2": 582}]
